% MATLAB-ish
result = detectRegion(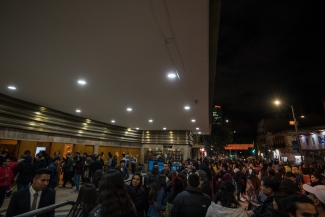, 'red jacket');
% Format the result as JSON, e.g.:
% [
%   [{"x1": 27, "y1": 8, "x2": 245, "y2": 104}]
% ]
[{"x1": 0, "y1": 166, "x2": 12, "y2": 187}]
